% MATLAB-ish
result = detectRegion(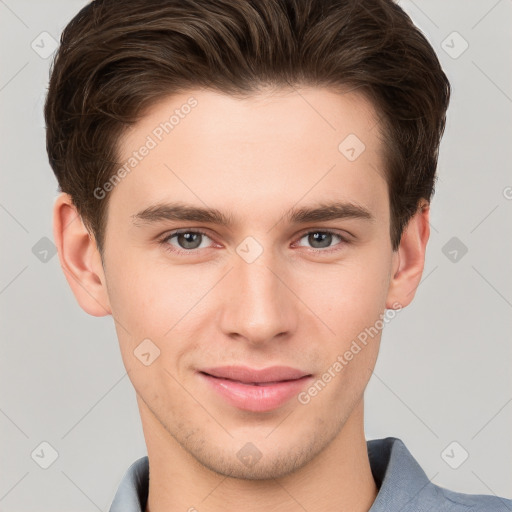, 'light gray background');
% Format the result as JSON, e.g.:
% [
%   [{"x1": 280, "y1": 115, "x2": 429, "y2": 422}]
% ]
[{"x1": 1, "y1": 0, "x2": 511, "y2": 510}]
